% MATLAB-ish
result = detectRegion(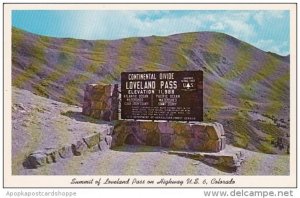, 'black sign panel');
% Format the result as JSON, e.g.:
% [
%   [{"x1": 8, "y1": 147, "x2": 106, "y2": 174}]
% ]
[{"x1": 121, "y1": 71, "x2": 203, "y2": 121}]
